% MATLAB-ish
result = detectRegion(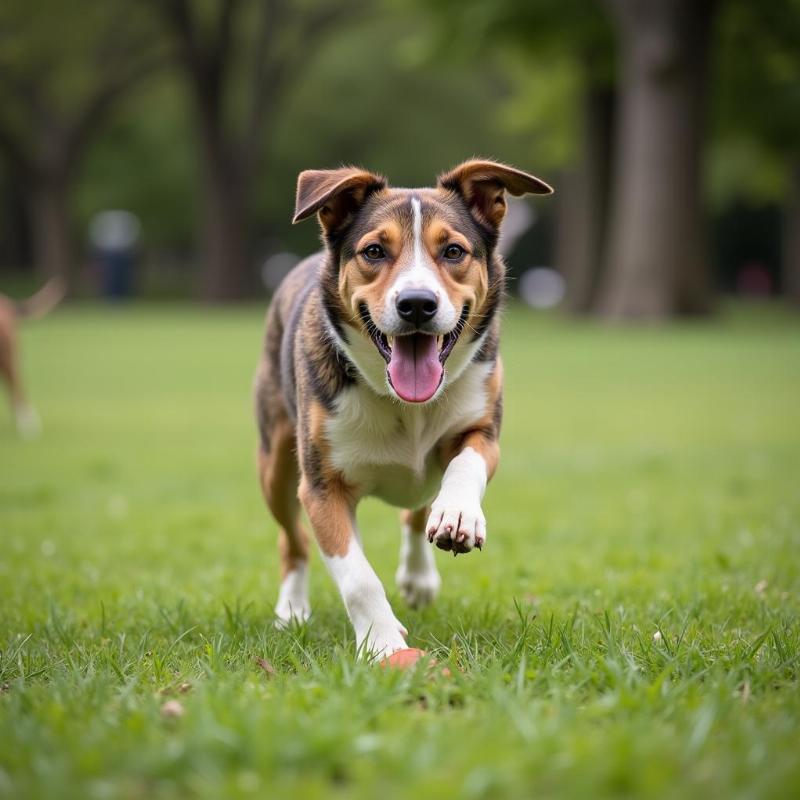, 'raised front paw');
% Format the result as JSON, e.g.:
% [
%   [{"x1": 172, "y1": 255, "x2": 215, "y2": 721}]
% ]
[{"x1": 426, "y1": 498, "x2": 486, "y2": 554}]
